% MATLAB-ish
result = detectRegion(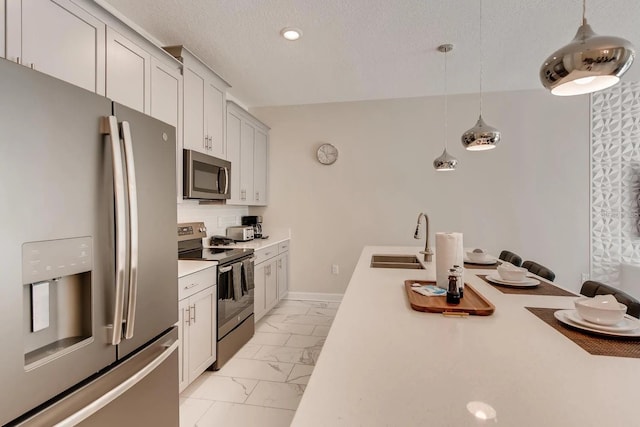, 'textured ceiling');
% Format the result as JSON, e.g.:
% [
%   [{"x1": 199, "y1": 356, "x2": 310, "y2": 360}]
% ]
[{"x1": 101, "y1": 0, "x2": 640, "y2": 107}]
